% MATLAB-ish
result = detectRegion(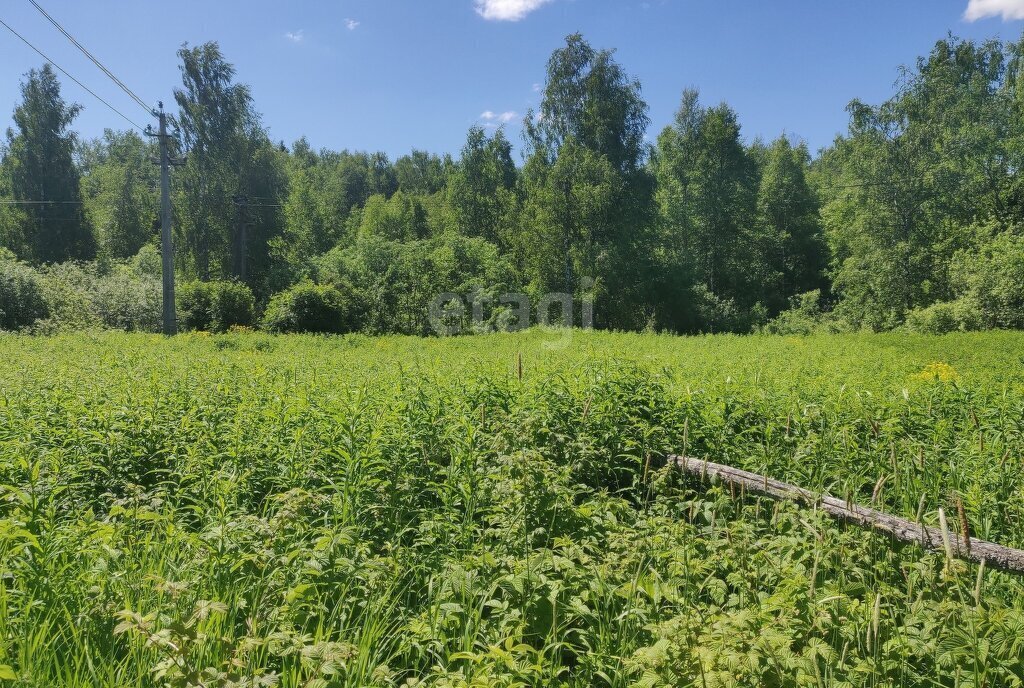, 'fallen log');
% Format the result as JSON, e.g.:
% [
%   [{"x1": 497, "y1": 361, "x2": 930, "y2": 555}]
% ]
[{"x1": 668, "y1": 455, "x2": 1024, "y2": 576}]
